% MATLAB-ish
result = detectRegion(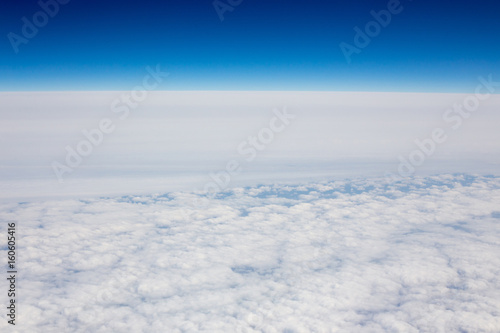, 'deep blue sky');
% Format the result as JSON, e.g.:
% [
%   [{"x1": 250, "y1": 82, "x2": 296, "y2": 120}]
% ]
[{"x1": 1, "y1": 0, "x2": 499, "y2": 92}]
